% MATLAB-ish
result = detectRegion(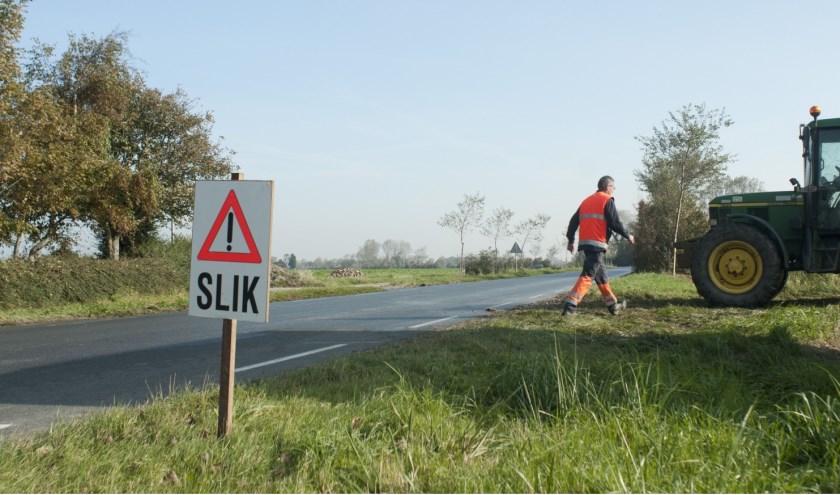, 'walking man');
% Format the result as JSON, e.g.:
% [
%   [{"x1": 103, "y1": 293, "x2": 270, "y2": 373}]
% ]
[{"x1": 563, "y1": 175, "x2": 635, "y2": 316}]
